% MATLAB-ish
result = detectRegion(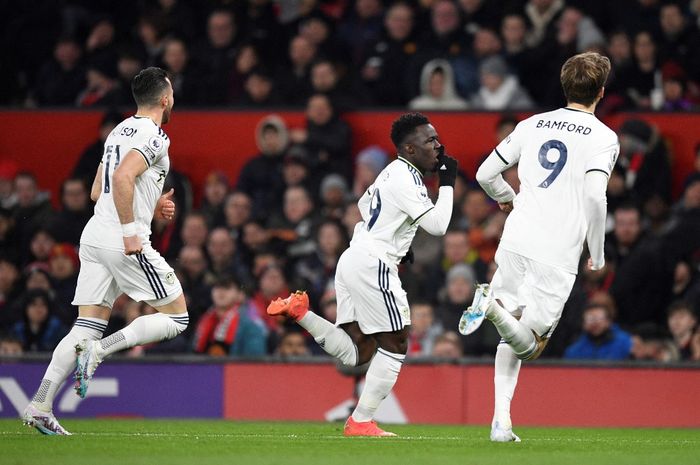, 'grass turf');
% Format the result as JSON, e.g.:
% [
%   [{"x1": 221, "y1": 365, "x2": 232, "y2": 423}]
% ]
[{"x1": 1, "y1": 419, "x2": 698, "y2": 465}]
